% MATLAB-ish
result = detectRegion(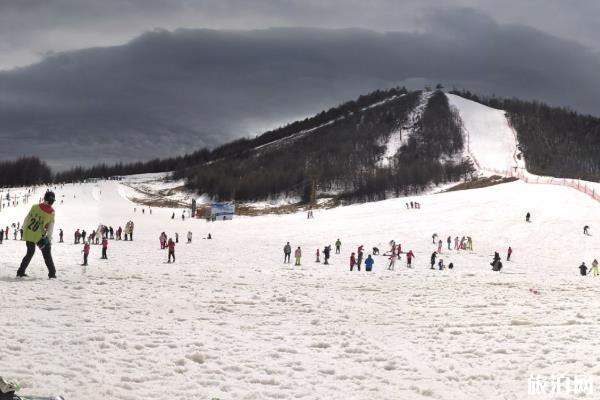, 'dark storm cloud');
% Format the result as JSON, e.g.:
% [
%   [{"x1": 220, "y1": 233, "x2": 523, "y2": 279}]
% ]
[{"x1": 1, "y1": 9, "x2": 599, "y2": 168}]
